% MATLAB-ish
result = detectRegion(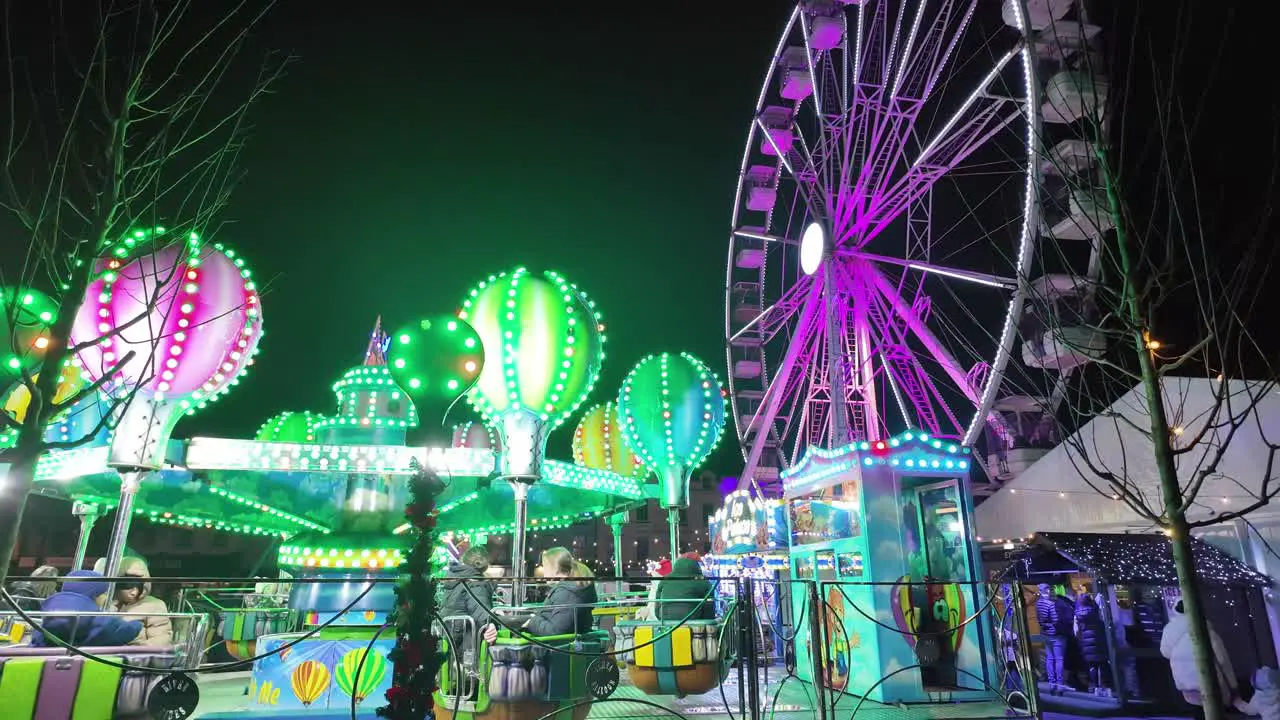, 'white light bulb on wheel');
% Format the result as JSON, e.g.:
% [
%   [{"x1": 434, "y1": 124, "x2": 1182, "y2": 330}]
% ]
[{"x1": 800, "y1": 223, "x2": 825, "y2": 275}]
